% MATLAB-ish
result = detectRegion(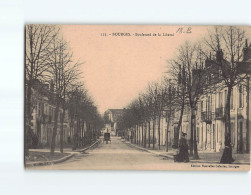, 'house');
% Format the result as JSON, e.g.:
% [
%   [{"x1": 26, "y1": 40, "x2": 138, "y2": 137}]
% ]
[
  {"x1": 189, "y1": 43, "x2": 251, "y2": 153},
  {"x1": 147, "y1": 42, "x2": 251, "y2": 153},
  {"x1": 29, "y1": 80, "x2": 71, "y2": 148},
  {"x1": 104, "y1": 109, "x2": 125, "y2": 136}
]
